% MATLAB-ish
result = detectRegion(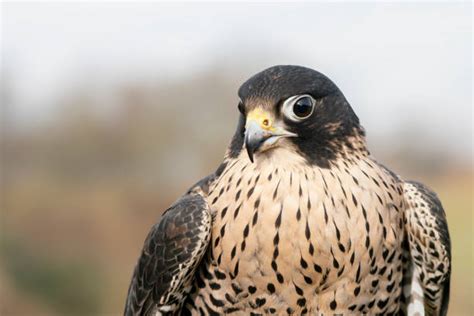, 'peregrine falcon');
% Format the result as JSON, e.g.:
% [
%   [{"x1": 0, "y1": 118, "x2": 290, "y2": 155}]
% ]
[{"x1": 124, "y1": 65, "x2": 451, "y2": 315}]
